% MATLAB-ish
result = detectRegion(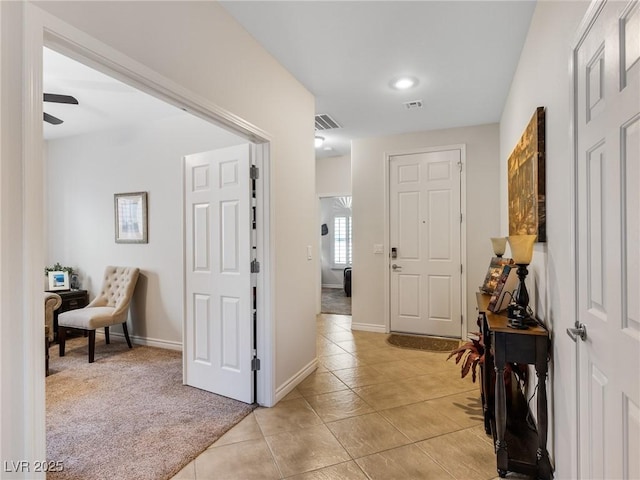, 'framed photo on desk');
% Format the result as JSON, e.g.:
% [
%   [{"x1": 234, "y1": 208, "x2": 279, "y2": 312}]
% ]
[{"x1": 47, "y1": 271, "x2": 69, "y2": 291}]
